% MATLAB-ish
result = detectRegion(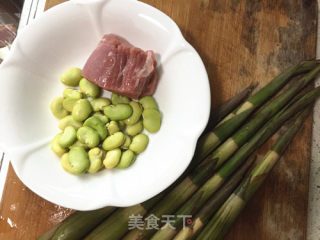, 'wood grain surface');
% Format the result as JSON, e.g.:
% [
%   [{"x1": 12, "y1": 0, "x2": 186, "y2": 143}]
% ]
[{"x1": 0, "y1": 0, "x2": 317, "y2": 239}]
